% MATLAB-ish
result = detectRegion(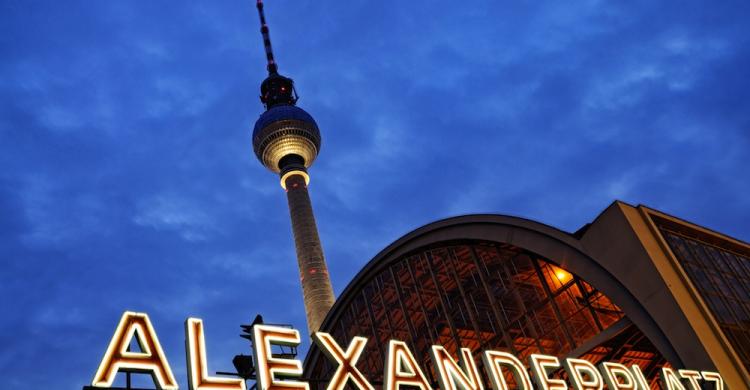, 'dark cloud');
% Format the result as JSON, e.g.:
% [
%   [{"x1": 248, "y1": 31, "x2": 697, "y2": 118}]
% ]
[{"x1": 1, "y1": 0, "x2": 748, "y2": 388}]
